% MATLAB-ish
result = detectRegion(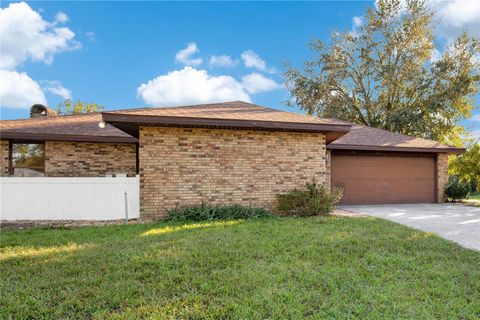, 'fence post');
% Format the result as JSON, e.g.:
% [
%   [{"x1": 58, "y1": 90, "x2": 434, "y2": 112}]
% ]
[{"x1": 124, "y1": 190, "x2": 128, "y2": 223}]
